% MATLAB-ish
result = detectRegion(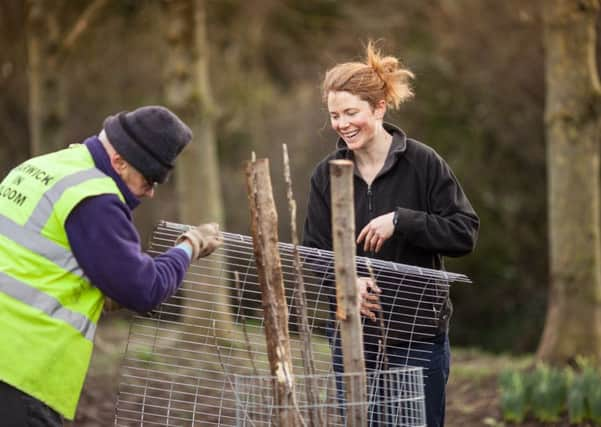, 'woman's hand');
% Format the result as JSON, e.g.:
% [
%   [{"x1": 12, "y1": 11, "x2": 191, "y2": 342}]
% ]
[
  {"x1": 357, "y1": 277, "x2": 382, "y2": 322},
  {"x1": 357, "y1": 211, "x2": 395, "y2": 253}
]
